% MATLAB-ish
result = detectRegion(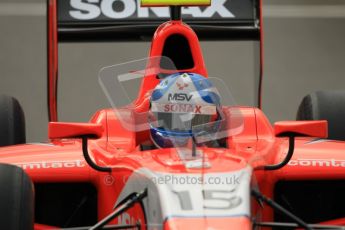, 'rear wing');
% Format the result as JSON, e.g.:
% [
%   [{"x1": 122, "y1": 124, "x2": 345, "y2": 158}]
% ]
[
  {"x1": 47, "y1": 0, "x2": 263, "y2": 122},
  {"x1": 57, "y1": 0, "x2": 260, "y2": 41}
]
